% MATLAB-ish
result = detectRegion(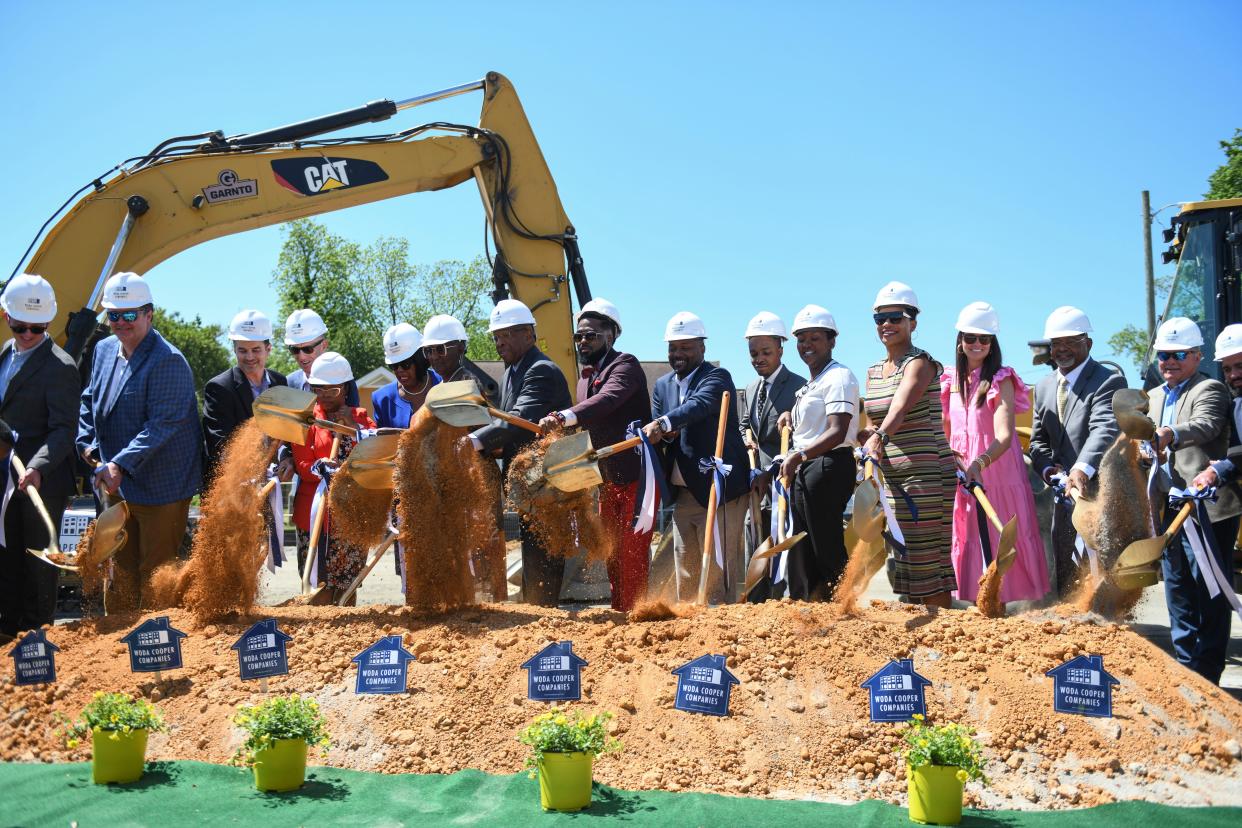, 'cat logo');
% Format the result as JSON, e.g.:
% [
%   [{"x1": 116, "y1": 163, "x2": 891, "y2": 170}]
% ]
[
  {"x1": 201, "y1": 169, "x2": 259, "y2": 204},
  {"x1": 271, "y1": 157, "x2": 389, "y2": 197}
]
